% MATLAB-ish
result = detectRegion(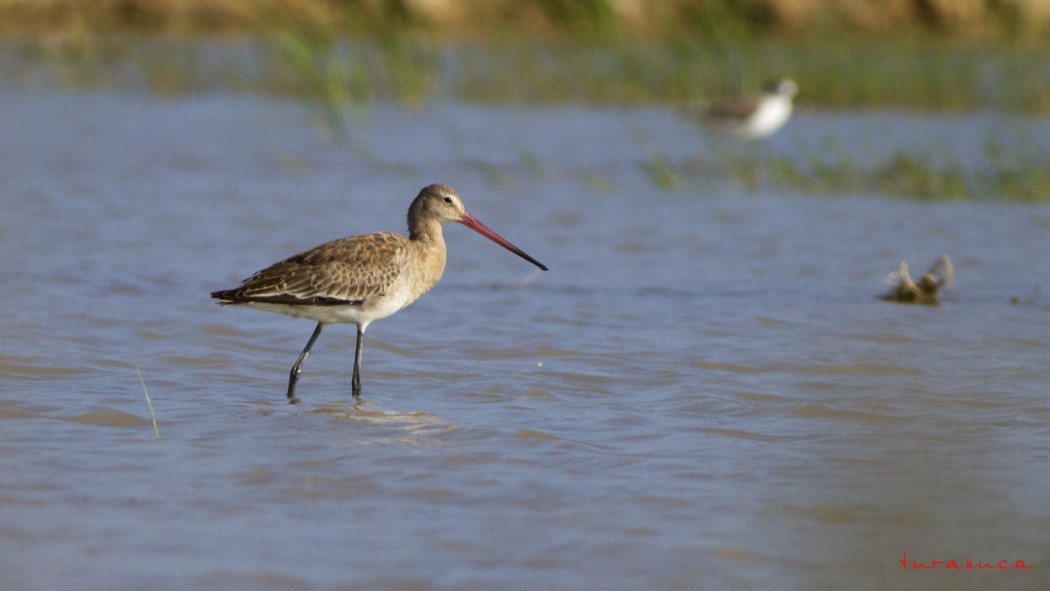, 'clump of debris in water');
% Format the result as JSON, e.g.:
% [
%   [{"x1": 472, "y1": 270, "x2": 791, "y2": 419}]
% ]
[{"x1": 880, "y1": 255, "x2": 952, "y2": 305}]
